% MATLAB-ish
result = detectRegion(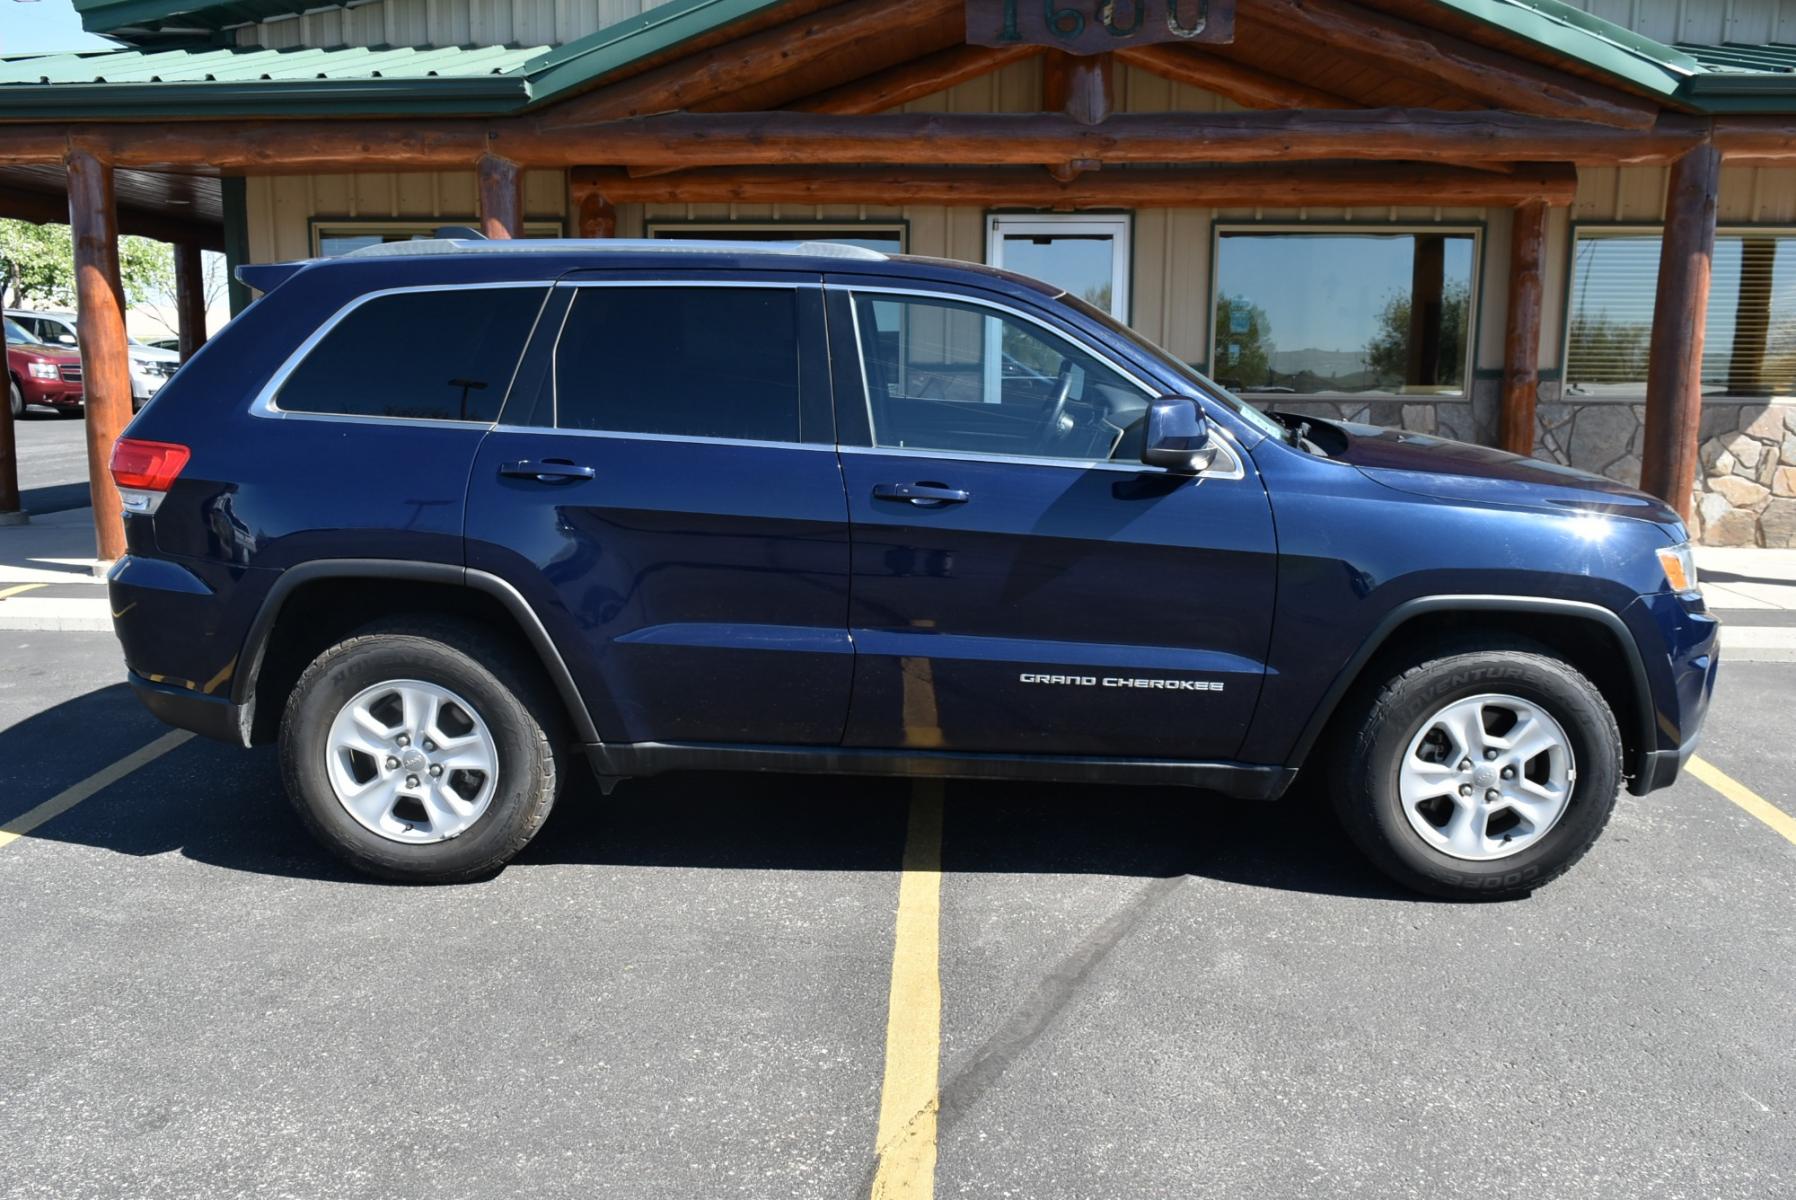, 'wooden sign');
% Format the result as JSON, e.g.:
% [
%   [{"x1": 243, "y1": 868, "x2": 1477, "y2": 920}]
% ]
[{"x1": 967, "y1": 0, "x2": 1236, "y2": 53}]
